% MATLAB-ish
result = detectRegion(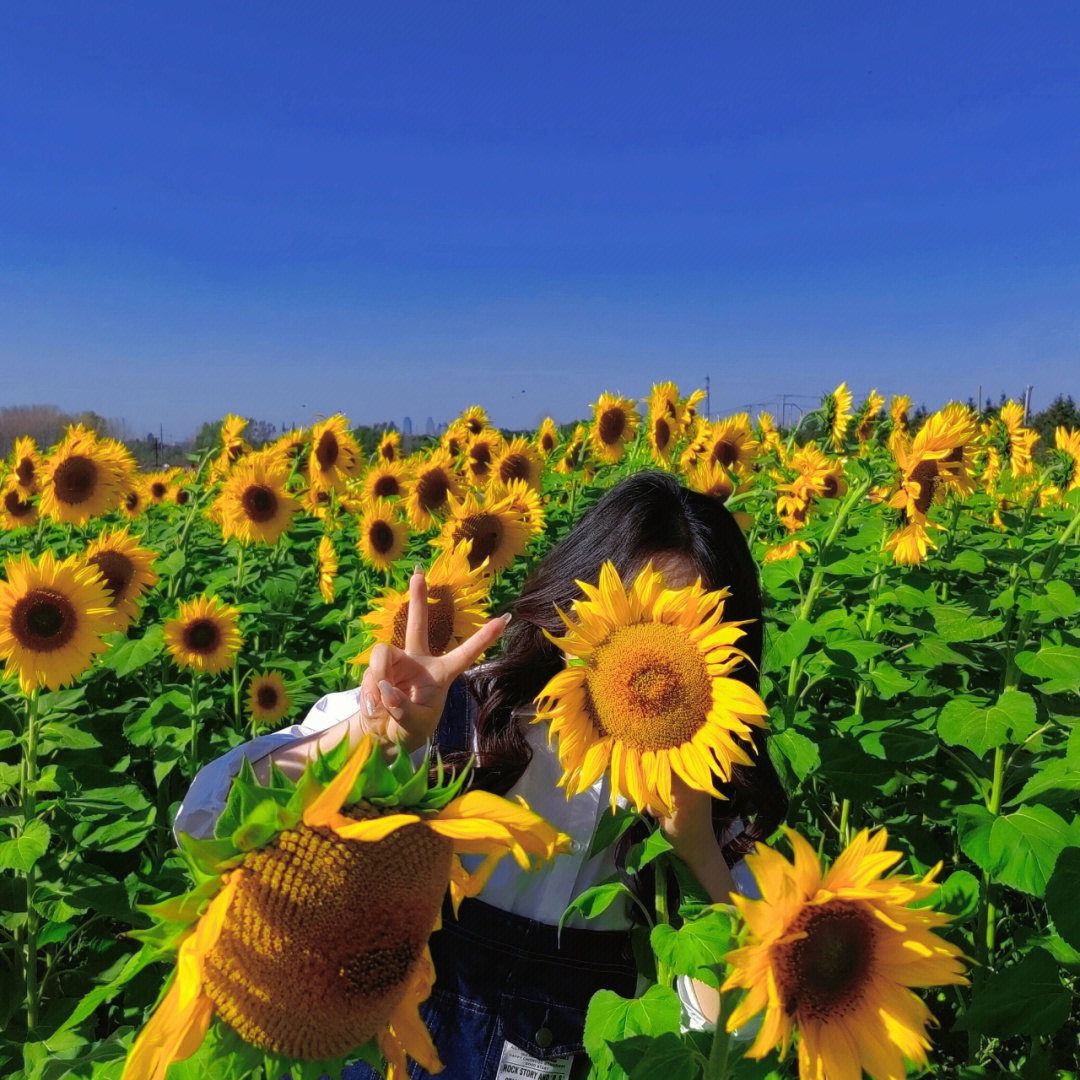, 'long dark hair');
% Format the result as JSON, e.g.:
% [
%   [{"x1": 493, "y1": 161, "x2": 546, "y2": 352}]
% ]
[{"x1": 453, "y1": 470, "x2": 787, "y2": 859}]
